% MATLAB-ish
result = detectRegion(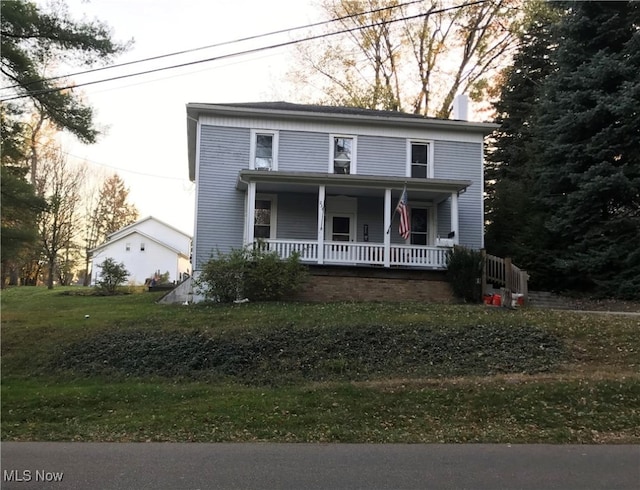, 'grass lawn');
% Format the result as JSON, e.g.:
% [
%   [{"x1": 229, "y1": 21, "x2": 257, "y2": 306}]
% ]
[{"x1": 2, "y1": 286, "x2": 639, "y2": 443}]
